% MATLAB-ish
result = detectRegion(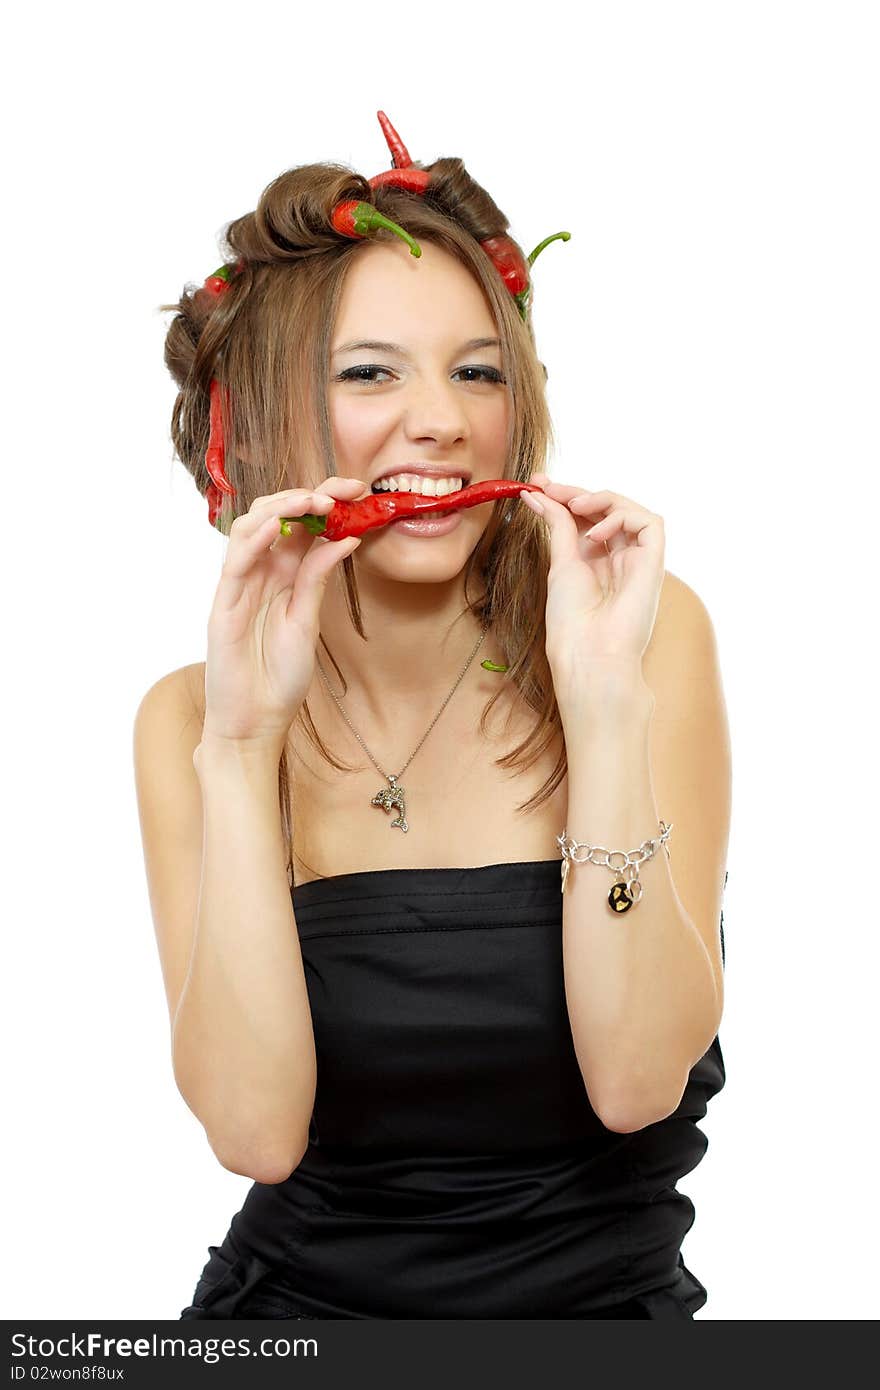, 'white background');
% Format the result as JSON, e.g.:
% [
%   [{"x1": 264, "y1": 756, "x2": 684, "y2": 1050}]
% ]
[{"x1": 4, "y1": 0, "x2": 877, "y2": 1321}]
